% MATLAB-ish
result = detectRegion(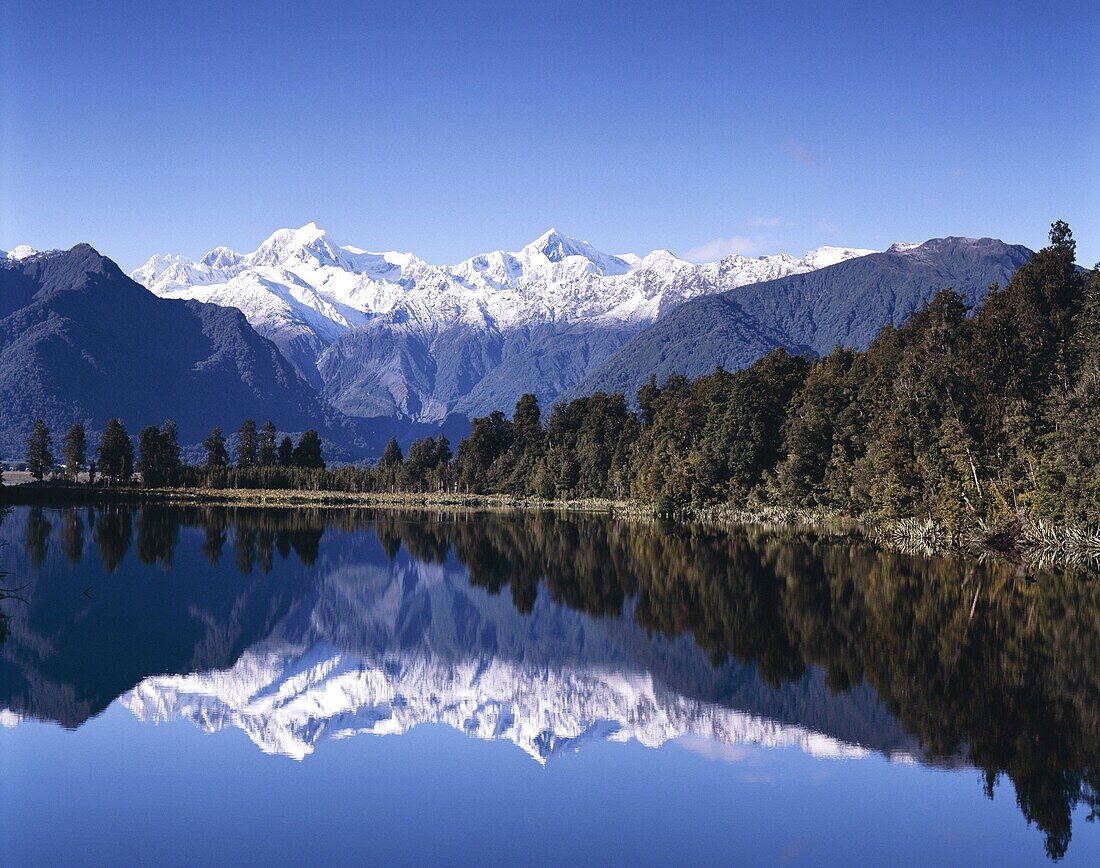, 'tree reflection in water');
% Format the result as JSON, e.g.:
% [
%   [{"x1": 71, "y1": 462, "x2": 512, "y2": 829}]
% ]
[{"x1": 3, "y1": 504, "x2": 1098, "y2": 859}]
